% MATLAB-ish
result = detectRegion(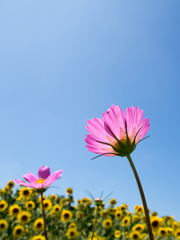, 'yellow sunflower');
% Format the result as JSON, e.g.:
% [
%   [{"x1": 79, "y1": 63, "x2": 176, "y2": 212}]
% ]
[
  {"x1": 31, "y1": 235, "x2": 46, "y2": 240},
  {"x1": 66, "y1": 187, "x2": 73, "y2": 195},
  {"x1": 6, "y1": 180, "x2": 15, "y2": 188},
  {"x1": 141, "y1": 233, "x2": 147, "y2": 239},
  {"x1": 124, "y1": 231, "x2": 129, "y2": 238},
  {"x1": 61, "y1": 210, "x2": 73, "y2": 223},
  {"x1": 151, "y1": 212, "x2": 158, "y2": 217},
  {"x1": 130, "y1": 231, "x2": 141, "y2": 240},
  {"x1": 166, "y1": 227, "x2": 173, "y2": 236},
  {"x1": 0, "y1": 200, "x2": 8, "y2": 212},
  {"x1": 13, "y1": 225, "x2": 24, "y2": 238},
  {"x1": 38, "y1": 195, "x2": 46, "y2": 203},
  {"x1": 171, "y1": 221, "x2": 179, "y2": 231},
  {"x1": 0, "y1": 189, "x2": 4, "y2": 196},
  {"x1": 100, "y1": 209, "x2": 109, "y2": 217},
  {"x1": 132, "y1": 224, "x2": 145, "y2": 233},
  {"x1": 135, "y1": 206, "x2": 144, "y2": 215},
  {"x1": 86, "y1": 198, "x2": 93, "y2": 206},
  {"x1": 164, "y1": 216, "x2": 173, "y2": 222},
  {"x1": 119, "y1": 204, "x2": 128, "y2": 211},
  {"x1": 19, "y1": 187, "x2": 32, "y2": 200},
  {"x1": 108, "y1": 208, "x2": 115, "y2": 215},
  {"x1": 25, "y1": 201, "x2": 35, "y2": 211},
  {"x1": 66, "y1": 228, "x2": 78, "y2": 239},
  {"x1": 52, "y1": 205, "x2": 61, "y2": 214},
  {"x1": 39, "y1": 199, "x2": 52, "y2": 211},
  {"x1": 77, "y1": 203, "x2": 85, "y2": 210},
  {"x1": 132, "y1": 215, "x2": 139, "y2": 222},
  {"x1": 103, "y1": 218, "x2": 112, "y2": 229},
  {"x1": 48, "y1": 194, "x2": 58, "y2": 202},
  {"x1": 174, "y1": 229, "x2": 180, "y2": 238},
  {"x1": 0, "y1": 219, "x2": 8, "y2": 231},
  {"x1": 109, "y1": 198, "x2": 116, "y2": 206},
  {"x1": 76, "y1": 211, "x2": 84, "y2": 219},
  {"x1": 9, "y1": 204, "x2": 22, "y2": 217},
  {"x1": 158, "y1": 227, "x2": 167, "y2": 237},
  {"x1": 33, "y1": 218, "x2": 44, "y2": 232},
  {"x1": 68, "y1": 223, "x2": 77, "y2": 229},
  {"x1": 114, "y1": 230, "x2": 121, "y2": 238},
  {"x1": 122, "y1": 216, "x2": 131, "y2": 227},
  {"x1": 59, "y1": 197, "x2": 67, "y2": 206},
  {"x1": 17, "y1": 211, "x2": 31, "y2": 224},
  {"x1": 115, "y1": 211, "x2": 123, "y2": 220},
  {"x1": 81, "y1": 198, "x2": 89, "y2": 204},
  {"x1": 4, "y1": 186, "x2": 12, "y2": 194},
  {"x1": 141, "y1": 215, "x2": 146, "y2": 221},
  {"x1": 151, "y1": 217, "x2": 162, "y2": 231}
]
